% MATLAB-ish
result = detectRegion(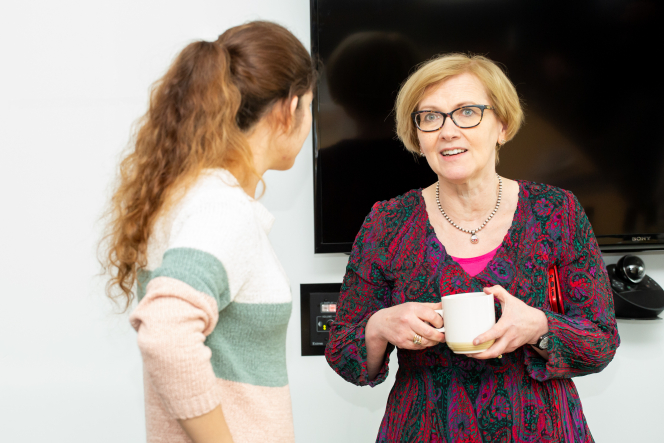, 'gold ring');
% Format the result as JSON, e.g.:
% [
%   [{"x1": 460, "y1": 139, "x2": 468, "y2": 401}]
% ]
[
  {"x1": 498, "y1": 354, "x2": 503, "y2": 359},
  {"x1": 413, "y1": 334, "x2": 423, "y2": 345}
]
